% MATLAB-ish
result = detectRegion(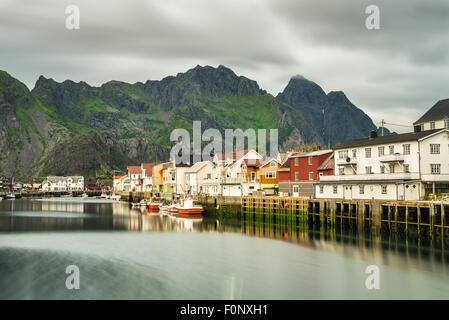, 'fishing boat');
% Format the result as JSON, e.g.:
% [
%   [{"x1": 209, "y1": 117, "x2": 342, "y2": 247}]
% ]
[
  {"x1": 147, "y1": 197, "x2": 161, "y2": 211},
  {"x1": 100, "y1": 193, "x2": 107, "y2": 199},
  {"x1": 167, "y1": 204, "x2": 178, "y2": 216},
  {"x1": 5, "y1": 193, "x2": 16, "y2": 200},
  {"x1": 81, "y1": 193, "x2": 88, "y2": 198},
  {"x1": 139, "y1": 199, "x2": 147, "y2": 206},
  {"x1": 111, "y1": 194, "x2": 121, "y2": 201},
  {"x1": 175, "y1": 199, "x2": 204, "y2": 218}
]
